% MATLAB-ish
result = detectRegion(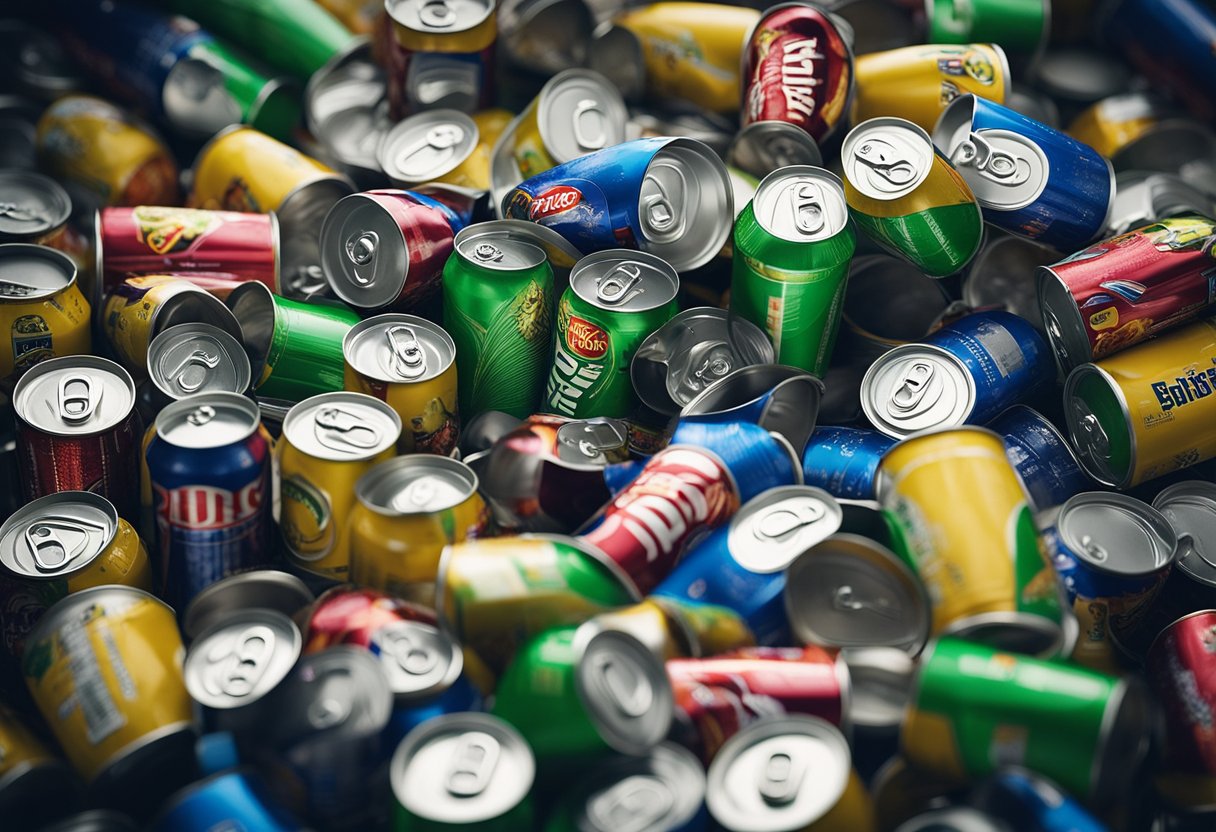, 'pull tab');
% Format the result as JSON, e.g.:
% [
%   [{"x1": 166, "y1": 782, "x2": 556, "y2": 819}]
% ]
[
  {"x1": 418, "y1": 0, "x2": 456, "y2": 27},
  {"x1": 891, "y1": 361, "x2": 935, "y2": 411},
  {"x1": 952, "y1": 132, "x2": 1030, "y2": 186},
  {"x1": 693, "y1": 351, "x2": 733, "y2": 385},
  {"x1": 385, "y1": 325, "x2": 426, "y2": 380},
  {"x1": 167, "y1": 349, "x2": 221, "y2": 394},
  {"x1": 314, "y1": 406, "x2": 382, "y2": 452},
  {"x1": 445, "y1": 732, "x2": 501, "y2": 798},
  {"x1": 346, "y1": 230, "x2": 379, "y2": 277},
  {"x1": 832, "y1": 585, "x2": 899, "y2": 619},
  {"x1": 596, "y1": 263, "x2": 643, "y2": 305},
  {"x1": 187, "y1": 404, "x2": 216, "y2": 427},
  {"x1": 394, "y1": 124, "x2": 465, "y2": 176},
  {"x1": 755, "y1": 501, "x2": 826, "y2": 540},
  {"x1": 642, "y1": 180, "x2": 677, "y2": 235},
  {"x1": 307, "y1": 692, "x2": 351, "y2": 729},
  {"x1": 0, "y1": 202, "x2": 47, "y2": 224},
  {"x1": 58, "y1": 374, "x2": 100, "y2": 423},
  {"x1": 792, "y1": 182, "x2": 825, "y2": 235},
  {"x1": 593, "y1": 654, "x2": 653, "y2": 718},
  {"x1": 472, "y1": 243, "x2": 503, "y2": 263},
  {"x1": 24, "y1": 516, "x2": 104, "y2": 571},
  {"x1": 1071, "y1": 399, "x2": 1110, "y2": 459},
  {"x1": 1079, "y1": 534, "x2": 1108, "y2": 563},
  {"x1": 397, "y1": 477, "x2": 438, "y2": 510},
  {"x1": 854, "y1": 139, "x2": 917, "y2": 188},
  {"x1": 576, "y1": 419, "x2": 628, "y2": 458},
  {"x1": 587, "y1": 776, "x2": 674, "y2": 832},
  {"x1": 205, "y1": 624, "x2": 277, "y2": 698},
  {"x1": 572, "y1": 98, "x2": 607, "y2": 150},
  {"x1": 378, "y1": 625, "x2": 441, "y2": 677},
  {"x1": 757, "y1": 751, "x2": 806, "y2": 806}
]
